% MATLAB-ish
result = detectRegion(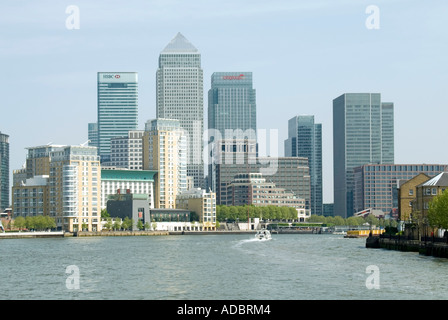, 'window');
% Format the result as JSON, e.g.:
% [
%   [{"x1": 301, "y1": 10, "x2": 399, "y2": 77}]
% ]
[{"x1": 409, "y1": 189, "x2": 414, "y2": 196}]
